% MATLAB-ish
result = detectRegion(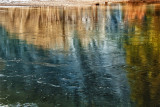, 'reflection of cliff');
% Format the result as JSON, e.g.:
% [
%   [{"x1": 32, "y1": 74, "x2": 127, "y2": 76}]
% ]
[
  {"x1": 0, "y1": 6, "x2": 107, "y2": 51},
  {"x1": 1, "y1": 4, "x2": 158, "y2": 106},
  {"x1": 0, "y1": 6, "x2": 132, "y2": 106},
  {"x1": 124, "y1": 4, "x2": 160, "y2": 107},
  {"x1": 0, "y1": 4, "x2": 153, "y2": 107}
]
